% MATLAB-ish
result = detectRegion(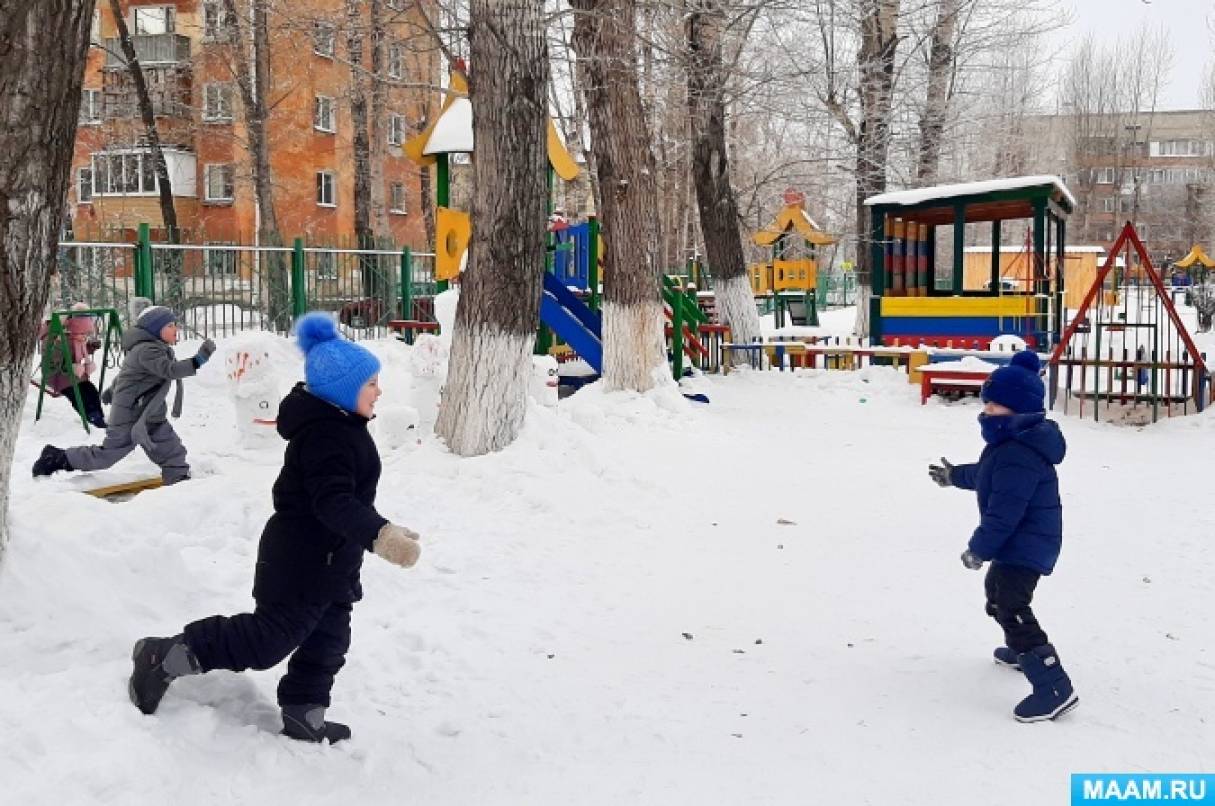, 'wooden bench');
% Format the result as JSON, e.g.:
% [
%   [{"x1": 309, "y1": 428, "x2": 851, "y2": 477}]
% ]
[
  {"x1": 387, "y1": 319, "x2": 439, "y2": 344},
  {"x1": 918, "y1": 366, "x2": 994, "y2": 404}
]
